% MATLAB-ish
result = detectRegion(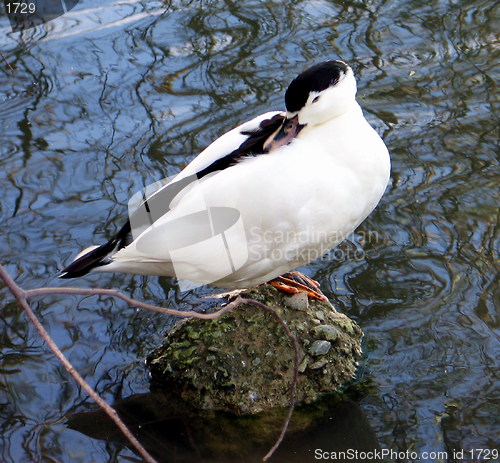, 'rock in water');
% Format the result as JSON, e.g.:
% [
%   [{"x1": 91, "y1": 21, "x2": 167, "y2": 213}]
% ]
[{"x1": 147, "y1": 285, "x2": 363, "y2": 414}]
